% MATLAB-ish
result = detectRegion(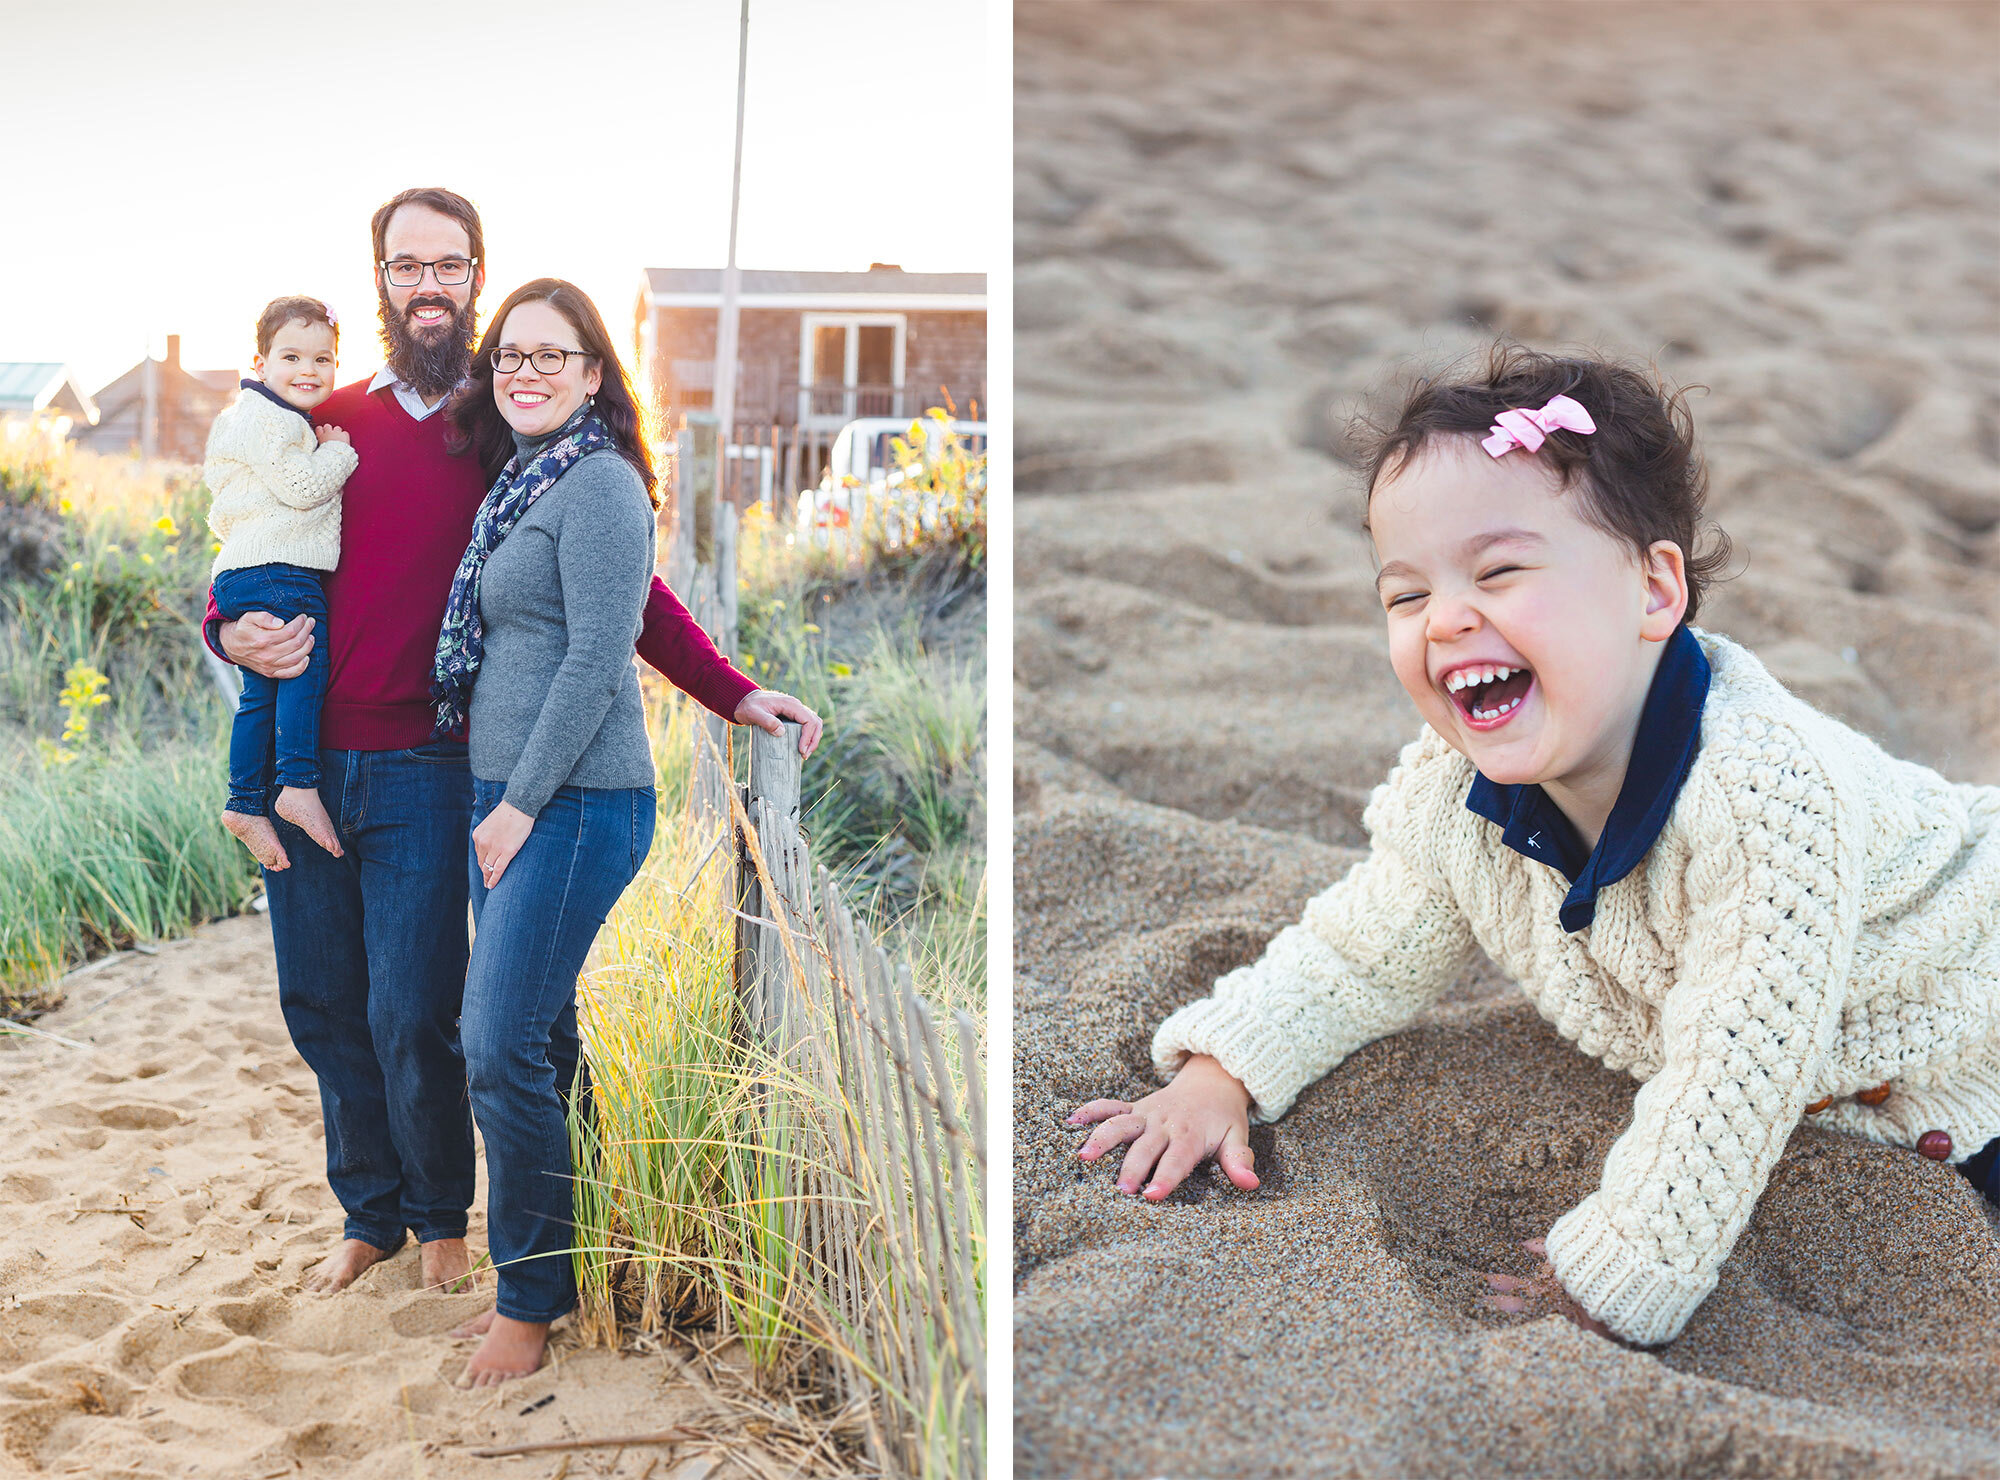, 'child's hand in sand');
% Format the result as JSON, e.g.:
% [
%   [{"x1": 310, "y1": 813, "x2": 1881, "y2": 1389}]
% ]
[
  {"x1": 1067, "y1": 1053, "x2": 1259, "y2": 1200},
  {"x1": 1481, "y1": 1237, "x2": 1639, "y2": 1347}
]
